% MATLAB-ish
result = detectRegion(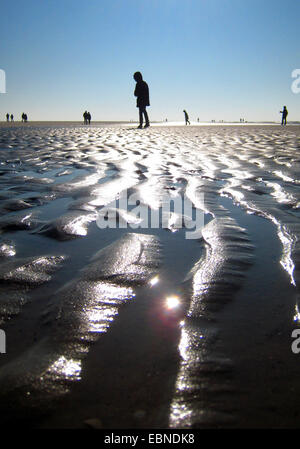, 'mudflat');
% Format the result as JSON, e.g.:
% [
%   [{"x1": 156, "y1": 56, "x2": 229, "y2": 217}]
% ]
[{"x1": 0, "y1": 123, "x2": 299, "y2": 429}]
